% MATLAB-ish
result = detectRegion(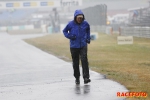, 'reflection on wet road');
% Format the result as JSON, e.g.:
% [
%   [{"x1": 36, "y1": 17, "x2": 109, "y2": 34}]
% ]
[{"x1": 0, "y1": 33, "x2": 128, "y2": 100}]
